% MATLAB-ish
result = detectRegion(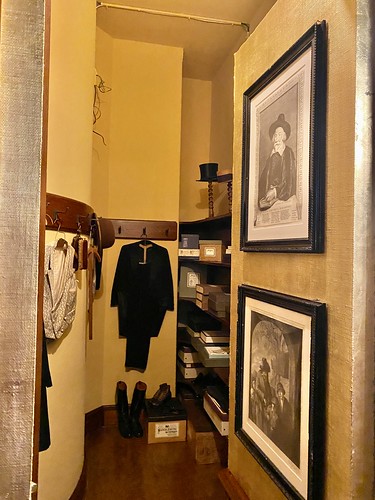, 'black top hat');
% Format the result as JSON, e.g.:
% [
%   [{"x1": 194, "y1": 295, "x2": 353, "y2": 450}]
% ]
[
  {"x1": 269, "y1": 114, "x2": 291, "y2": 140},
  {"x1": 197, "y1": 163, "x2": 218, "y2": 182}
]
